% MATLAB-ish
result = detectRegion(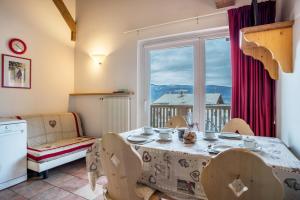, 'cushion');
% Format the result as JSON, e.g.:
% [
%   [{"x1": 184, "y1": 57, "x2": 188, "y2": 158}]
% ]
[
  {"x1": 28, "y1": 136, "x2": 95, "y2": 163},
  {"x1": 18, "y1": 112, "x2": 83, "y2": 146}
]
